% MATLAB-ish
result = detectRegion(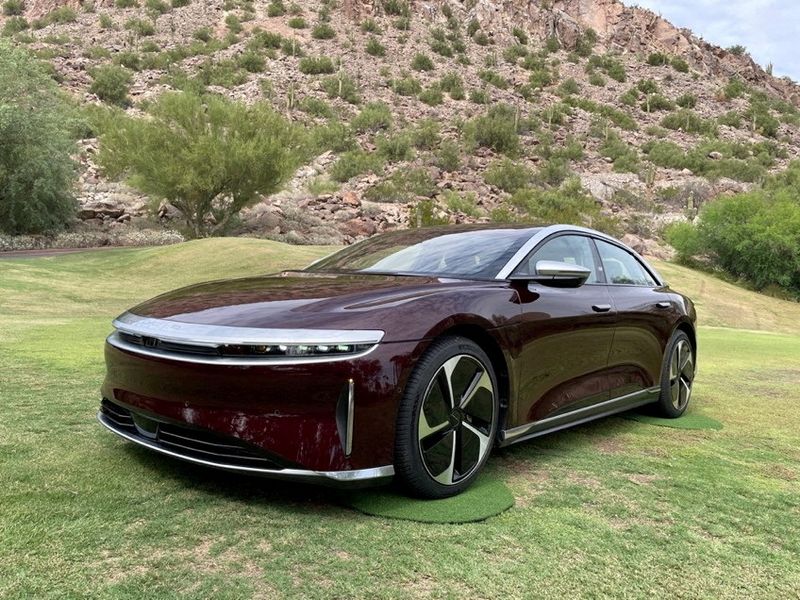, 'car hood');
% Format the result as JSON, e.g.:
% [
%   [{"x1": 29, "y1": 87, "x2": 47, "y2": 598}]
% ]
[{"x1": 126, "y1": 271, "x2": 481, "y2": 335}]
